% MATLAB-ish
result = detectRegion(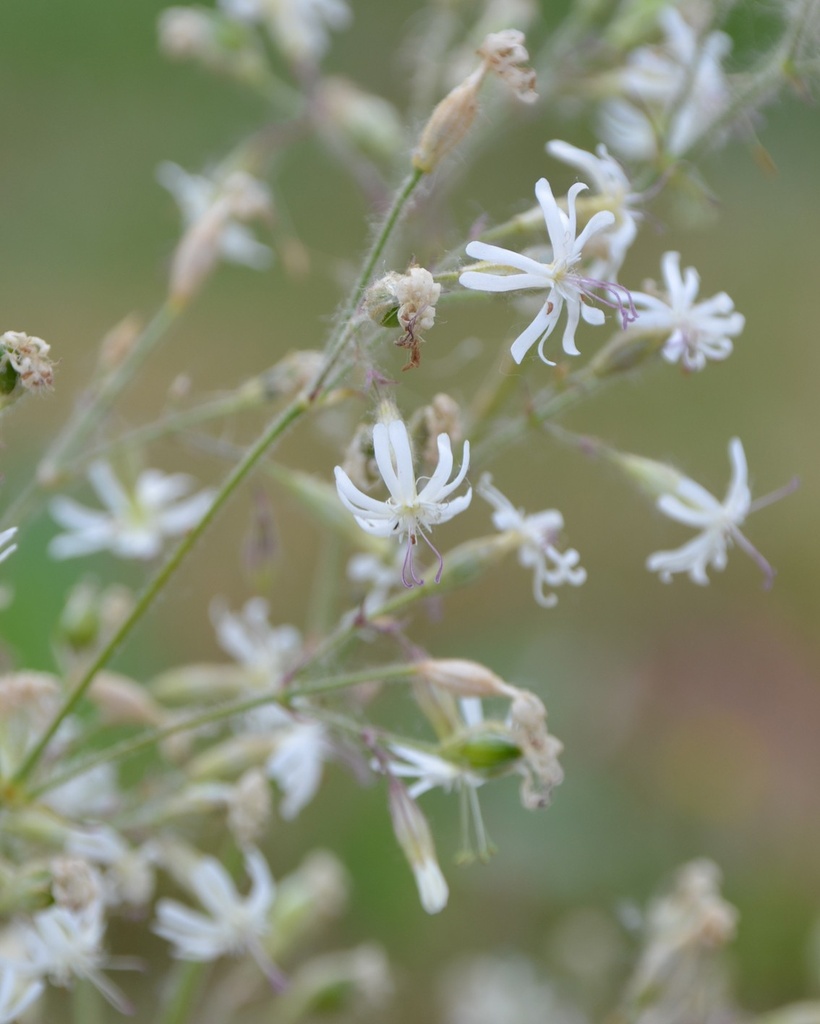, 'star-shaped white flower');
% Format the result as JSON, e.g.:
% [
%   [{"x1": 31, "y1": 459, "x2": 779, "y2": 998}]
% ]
[
  {"x1": 49, "y1": 462, "x2": 214, "y2": 560},
  {"x1": 334, "y1": 419, "x2": 471, "y2": 587},
  {"x1": 6, "y1": 901, "x2": 133, "y2": 1014},
  {"x1": 546, "y1": 140, "x2": 639, "y2": 280},
  {"x1": 212, "y1": 597, "x2": 302, "y2": 684},
  {"x1": 459, "y1": 177, "x2": 636, "y2": 365},
  {"x1": 647, "y1": 438, "x2": 776, "y2": 586},
  {"x1": 157, "y1": 161, "x2": 272, "y2": 270},
  {"x1": 631, "y1": 251, "x2": 745, "y2": 371},
  {"x1": 478, "y1": 475, "x2": 586, "y2": 607},
  {"x1": 154, "y1": 846, "x2": 284, "y2": 986}
]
